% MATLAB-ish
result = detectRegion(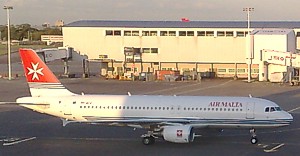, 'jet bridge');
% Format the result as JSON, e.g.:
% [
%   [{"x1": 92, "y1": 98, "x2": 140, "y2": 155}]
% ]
[
  {"x1": 259, "y1": 49, "x2": 300, "y2": 83},
  {"x1": 36, "y1": 47, "x2": 73, "y2": 75}
]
